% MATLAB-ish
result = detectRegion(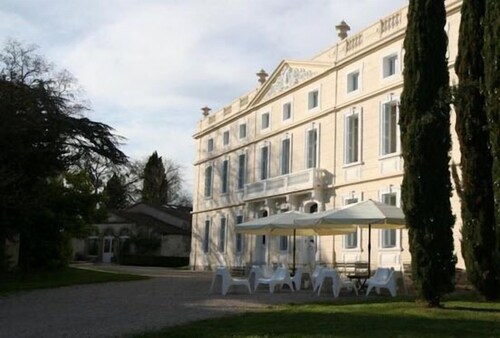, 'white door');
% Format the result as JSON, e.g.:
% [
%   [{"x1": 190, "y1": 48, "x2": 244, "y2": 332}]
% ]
[{"x1": 102, "y1": 236, "x2": 114, "y2": 263}]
